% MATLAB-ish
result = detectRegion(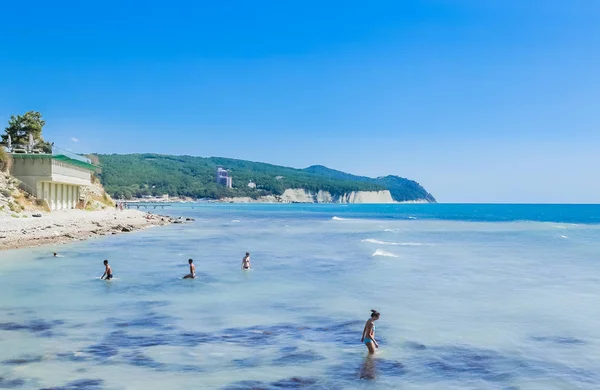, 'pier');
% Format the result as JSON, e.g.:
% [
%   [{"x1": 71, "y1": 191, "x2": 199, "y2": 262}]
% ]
[{"x1": 124, "y1": 202, "x2": 172, "y2": 210}]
